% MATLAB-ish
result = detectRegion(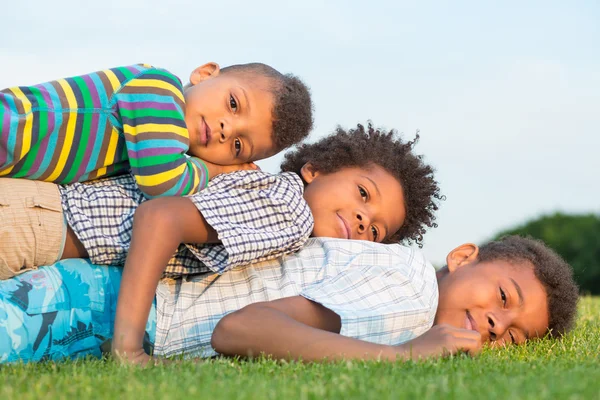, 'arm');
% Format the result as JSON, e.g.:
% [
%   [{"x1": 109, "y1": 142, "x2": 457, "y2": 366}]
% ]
[
  {"x1": 211, "y1": 296, "x2": 482, "y2": 362},
  {"x1": 182, "y1": 171, "x2": 312, "y2": 275},
  {"x1": 111, "y1": 197, "x2": 219, "y2": 364},
  {"x1": 115, "y1": 69, "x2": 258, "y2": 198},
  {"x1": 114, "y1": 68, "x2": 208, "y2": 198}
]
